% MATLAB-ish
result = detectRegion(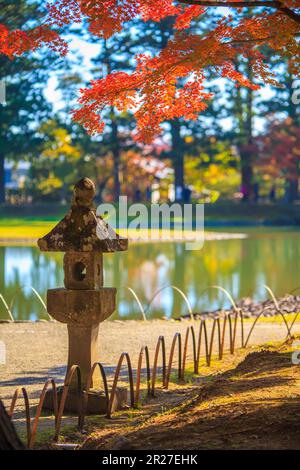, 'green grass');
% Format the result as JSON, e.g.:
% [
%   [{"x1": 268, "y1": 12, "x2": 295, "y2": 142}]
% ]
[
  {"x1": 0, "y1": 217, "x2": 61, "y2": 224},
  {"x1": 0, "y1": 220, "x2": 55, "y2": 240},
  {"x1": 243, "y1": 313, "x2": 300, "y2": 324},
  {"x1": 1, "y1": 200, "x2": 300, "y2": 240},
  {"x1": 0, "y1": 222, "x2": 205, "y2": 241}
]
